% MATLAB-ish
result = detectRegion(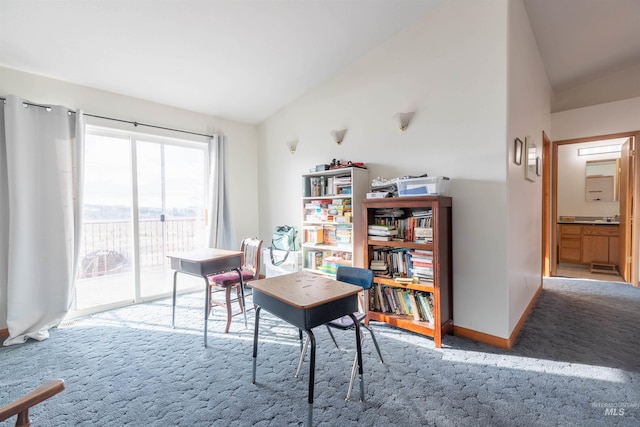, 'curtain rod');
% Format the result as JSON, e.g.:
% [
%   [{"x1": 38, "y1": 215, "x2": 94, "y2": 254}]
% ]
[{"x1": 1, "y1": 97, "x2": 214, "y2": 139}]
